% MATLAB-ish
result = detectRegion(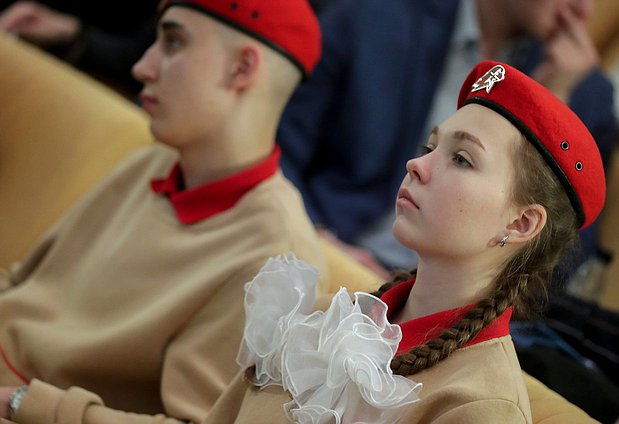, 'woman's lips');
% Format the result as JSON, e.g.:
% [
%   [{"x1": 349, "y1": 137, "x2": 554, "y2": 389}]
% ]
[{"x1": 397, "y1": 188, "x2": 419, "y2": 210}]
